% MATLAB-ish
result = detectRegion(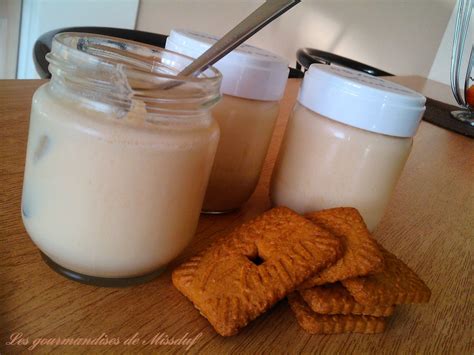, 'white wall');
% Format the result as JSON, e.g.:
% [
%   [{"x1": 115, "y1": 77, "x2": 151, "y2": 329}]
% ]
[
  {"x1": 136, "y1": 0, "x2": 456, "y2": 78},
  {"x1": 17, "y1": 0, "x2": 140, "y2": 79},
  {"x1": 0, "y1": 0, "x2": 22, "y2": 79}
]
